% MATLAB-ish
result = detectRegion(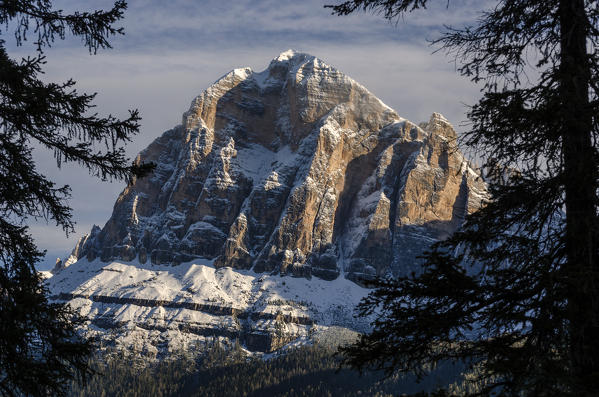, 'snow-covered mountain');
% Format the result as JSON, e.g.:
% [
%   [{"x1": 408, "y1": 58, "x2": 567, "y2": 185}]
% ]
[{"x1": 48, "y1": 50, "x2": 486, "y2": 355}]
